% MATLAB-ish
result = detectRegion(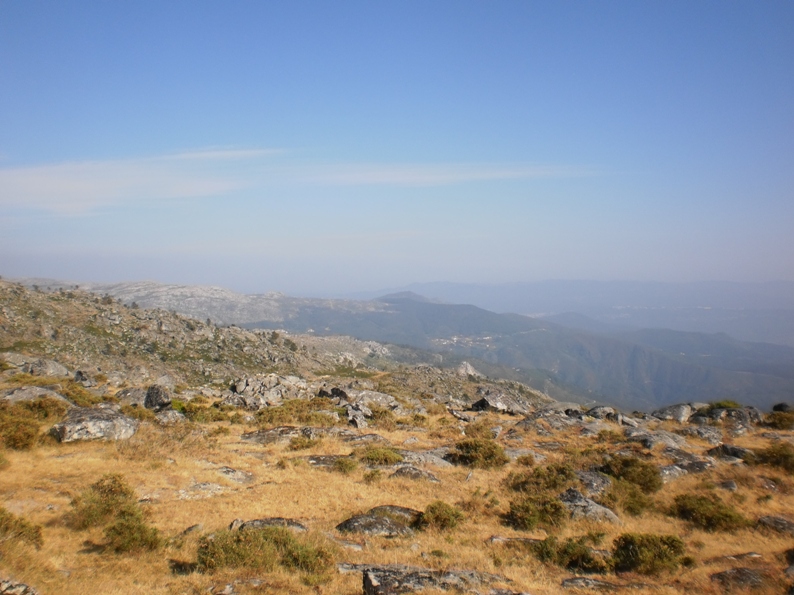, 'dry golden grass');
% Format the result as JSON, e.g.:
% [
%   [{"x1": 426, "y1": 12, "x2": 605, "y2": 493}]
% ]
[{"x1": 2, "y1": 409, "x2": 794, "y2": 594}]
